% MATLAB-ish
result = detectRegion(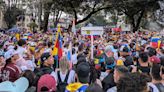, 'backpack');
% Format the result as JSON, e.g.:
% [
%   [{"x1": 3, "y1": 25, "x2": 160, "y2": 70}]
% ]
[
  {"x1": 155, "y1": 83, "x2": 164, "y2": 92},
  {"x1": 57, "y1": 70, "x2": 70, "y2": 92}
]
